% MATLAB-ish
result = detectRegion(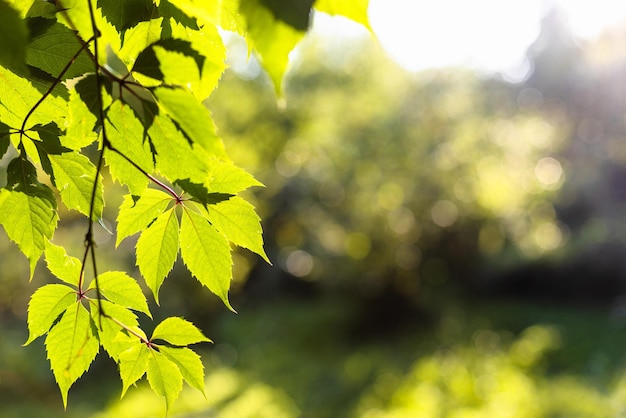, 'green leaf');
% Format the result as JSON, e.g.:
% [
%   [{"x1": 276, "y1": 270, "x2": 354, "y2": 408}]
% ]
[
  {"x1": 167, "y1": 0, "x2": 244, "y2": 32},
  {"x1": 89, "y1": 271, "x2": 151, "y2": 318},
  {"x1": 0, "y1": 185, "x2": 58, "y2": 277},
  {"x1": 0, "y1": 0, "x2": 28, "y2": 68},
  {"x1": 118, "y1": 18, "x2": 163, "y2": 66},
  {"x1": 26, "y1": 18, "x2": 93, "y2": 80},
  {"x1": 175, "y1": 179, "x2": 233, "y2": 206},
  {"x1": 203, "y1": 197, "x2": 269, "y2": 262},
  {"x1": 206, "y1": 159, "x2": 264, "y2": 194},
  {"x1": 44, "y1": 241, "x2": 82, "y2": 287},
  {"x1": 239, "y1": 0, "x2": 305, "y2": 95},
  {"x1": 25, "y1": 284, "x2": 76, "y2": 345},
  {"x1": 260, "y1": 0, "x2": 314, "y2": 30},
  {"x1": 180, "y1": 207, "x2": 234, "y2": 310},
  {"x1": 159, "y1": 346, "x2": 205, "y2": 394},
  {"x1": 105, "y1": 101, "x2": 154, "y2": 195},
  {"x1": 136, "y1": 207, "x2": 179, "y2": 304},
  {"x1": 147, "y1": 350, "x2": 183, "y2": 412},
  {"x1": 118, "y1": 342, "x2": 150, "y2": 397},
  {"x1": 153, "y1": 87, "x2": 227, "y2": 159},
  {"x1": 97, "y1": 0, "x2": 154, "y2": 31},
  {"x1": 169, "y1": 22, "x2": 227, "y2": 99},
  {"x1": 90, "y1": 300, "x2": 140, "y2": 359},
  {"x1": 148, "y1": 113, "x2": 210, "y2": 184},
  {"x1": 45, "y1": 302, "x2": 100, "y2": 408},
  {"x1": 0, "y1": 65, "x2": 68, "y2": 128},
  {"x1": 314, "y1": 0, "x2": 372, "y2": 30},
  {"x1": 116, "y1": 188, "x2": 173, "y2": 246},
  {"x1": 49, "y1": 152, "x2": 104, "y2": 218},
  {"x1": 65, "y1": 78, "x2": 99, "y2": 150},
  {"x1": 151, "y1": 316, "x2": 211, "y2": 345}
]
